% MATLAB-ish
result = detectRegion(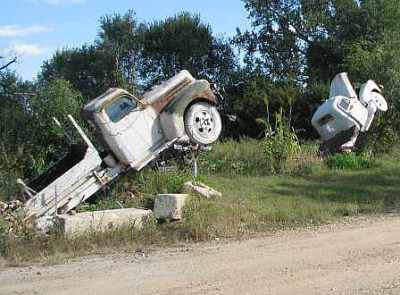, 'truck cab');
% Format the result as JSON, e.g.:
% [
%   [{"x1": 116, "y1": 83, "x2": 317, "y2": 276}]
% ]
[
  {"x1": 83, "y1": 70, "x2": 222, "y2": 170},
  {"x1": 312, "y1": 73, "x2": 387, "y2": 152}
]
